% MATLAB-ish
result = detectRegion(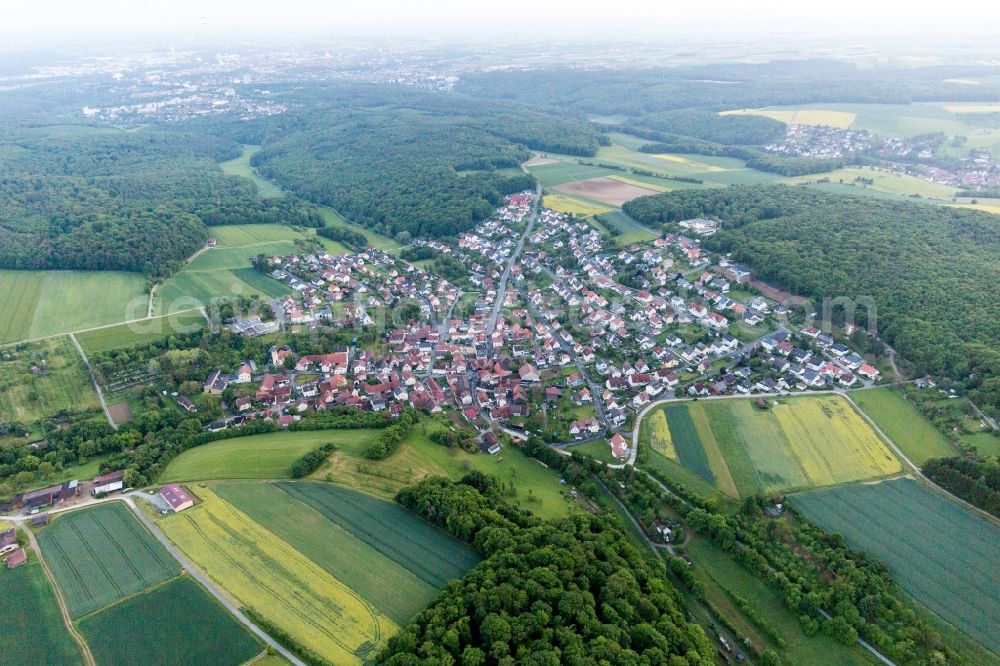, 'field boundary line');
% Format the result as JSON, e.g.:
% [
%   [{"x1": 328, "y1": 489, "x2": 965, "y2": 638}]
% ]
[
  {"x1": 23, "y1": 528, "x2": 97, "y2": 666},
  {"x1": 68, "y1": 332, "x2": 117, "y2": 430},
  {"x1": 0, "y1": 308, "x2": 206, "y2": 349}
]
